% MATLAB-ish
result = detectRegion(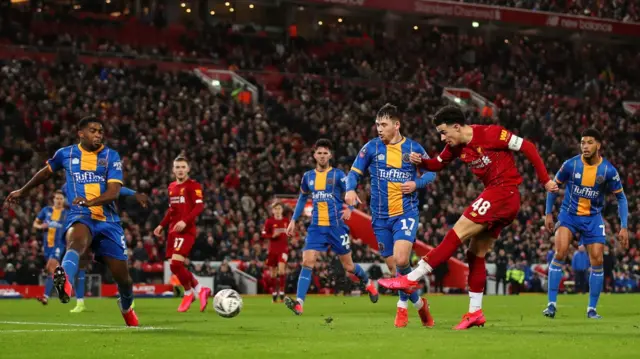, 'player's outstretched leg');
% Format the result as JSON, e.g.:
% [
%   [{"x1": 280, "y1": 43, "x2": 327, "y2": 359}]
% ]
[
  {"x1": 339, "y1": 253, "x2": 379, "y2": 304},
  {"x1": 70, "y1": 270, "x2": 86, "y2": 313},
  {"x1": 379, "y1": 218, "x2": 486, "y2": 292},
  {"x1": 38, "y1": 259, "x2": 58, "y2": 305},
  {"x1": 285, "y1": 266, "x2": 311, "y2": 315},
  {"x1": 395, "y1": 264, "x2": 434, "y2": 328},
  {"x1": 455, "y1": 250, "x2": 487, "y2": 330},
  {"x1": 105, "y1": 257, "x2": 138, "y2": 327},
  {"x1": 56, "y1": 223, "x2": 92, "y2": 304}
]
